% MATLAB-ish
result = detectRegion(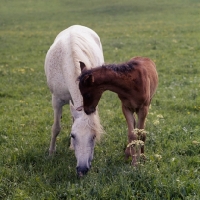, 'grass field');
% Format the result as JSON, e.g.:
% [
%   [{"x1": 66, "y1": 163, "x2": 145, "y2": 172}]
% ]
[{"x1": 0, "y1": 0, "x2": 200, "y2": 199}]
